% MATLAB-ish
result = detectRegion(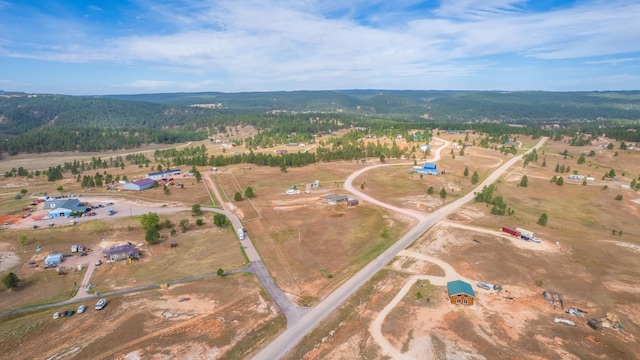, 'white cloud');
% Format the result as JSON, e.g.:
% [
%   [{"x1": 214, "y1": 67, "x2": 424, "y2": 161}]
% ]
[
  {"x1": 586, "y1": 57, "x2": 640, "y2": 65},
  {"x1": 2, "y1": 0, "x2": 640, "y2": 92}
]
